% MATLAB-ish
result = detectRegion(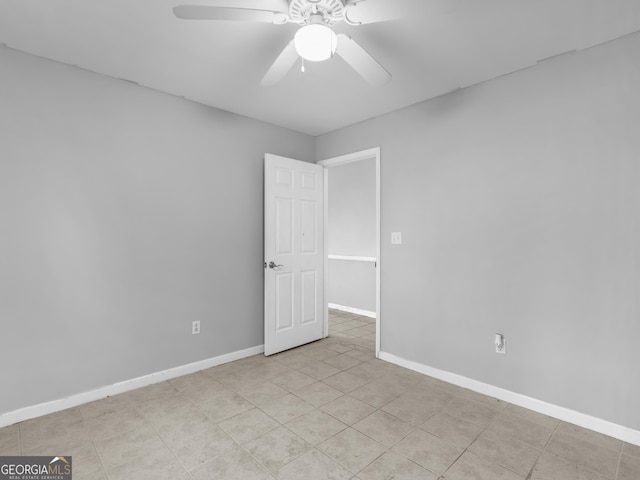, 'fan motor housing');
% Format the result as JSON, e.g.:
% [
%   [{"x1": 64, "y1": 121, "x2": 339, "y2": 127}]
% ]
[{"x1": 289, "y1": 0, "x2": 346, "y2": 25}]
